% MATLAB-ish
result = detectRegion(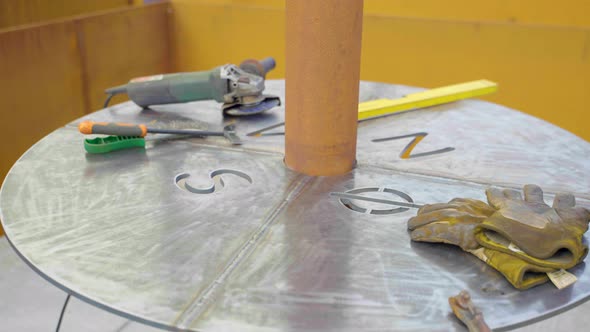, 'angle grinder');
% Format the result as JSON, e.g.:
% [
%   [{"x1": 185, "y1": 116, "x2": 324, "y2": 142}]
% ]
[{"x1": 104, "y1": 57, "x2": 281, "y2": 116}]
